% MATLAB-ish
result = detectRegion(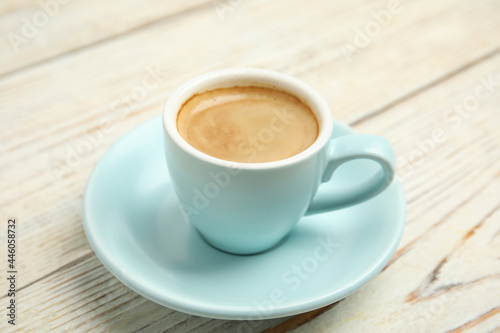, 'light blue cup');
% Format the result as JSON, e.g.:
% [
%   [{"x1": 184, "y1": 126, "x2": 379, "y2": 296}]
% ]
[{"x1": 163, "y1": 69, "x2": 395, "y2": 255}]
